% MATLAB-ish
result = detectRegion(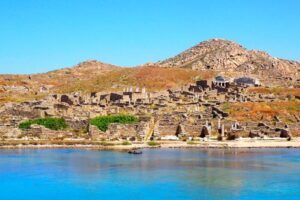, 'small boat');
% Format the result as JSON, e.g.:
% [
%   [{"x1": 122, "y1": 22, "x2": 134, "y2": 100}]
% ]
[{"x1": 128, "y1": 149, "x2": 143, "y2": 155}]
